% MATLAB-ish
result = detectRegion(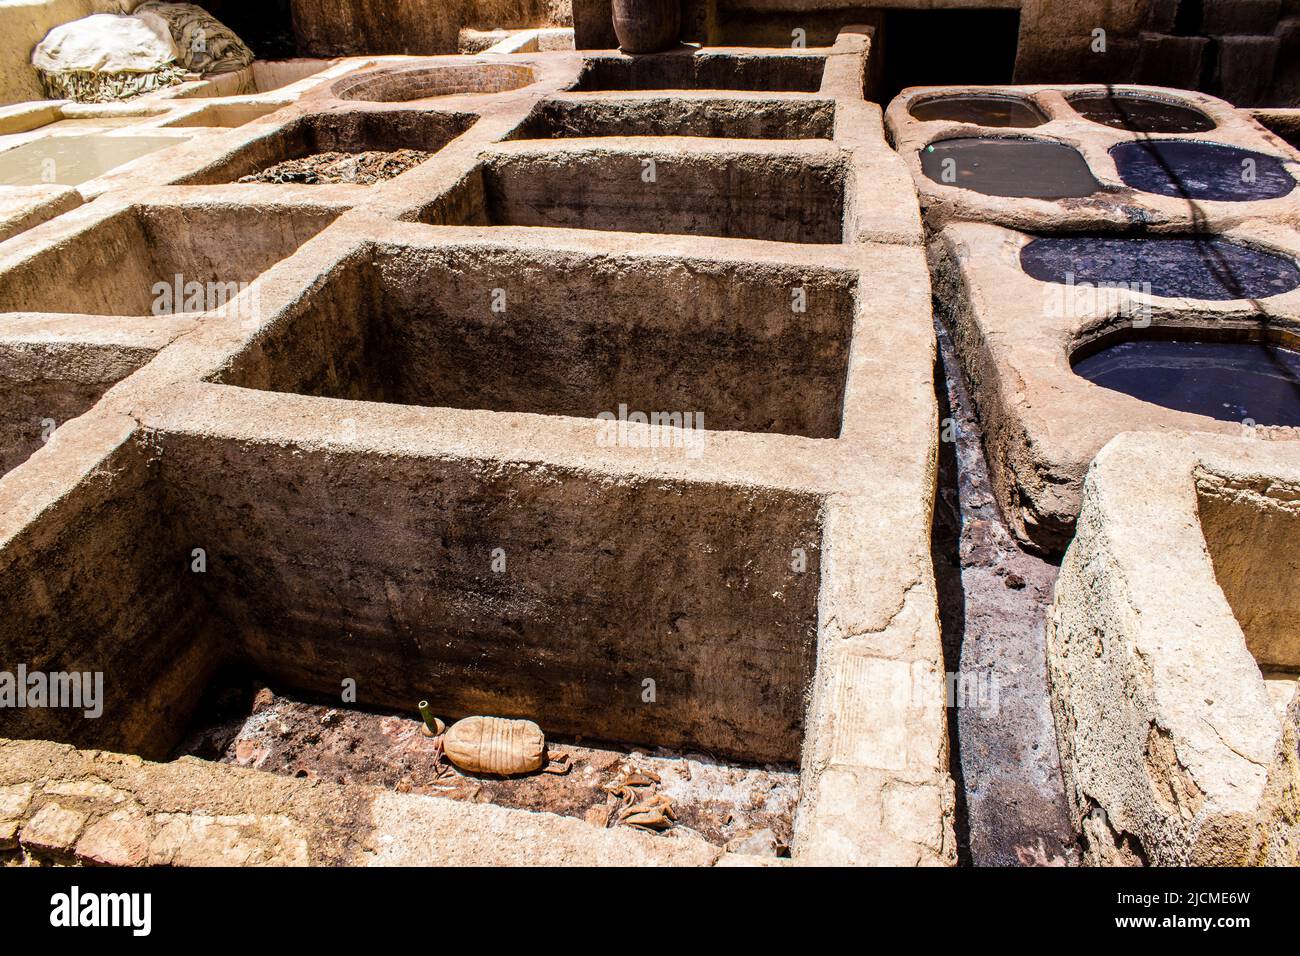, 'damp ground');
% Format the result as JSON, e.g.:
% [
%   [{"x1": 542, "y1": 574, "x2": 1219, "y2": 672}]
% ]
[{"x1": 176, "y1": 675, "x2": 799, "y2": 854}]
